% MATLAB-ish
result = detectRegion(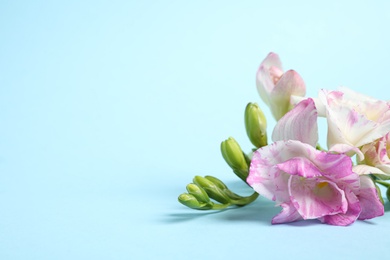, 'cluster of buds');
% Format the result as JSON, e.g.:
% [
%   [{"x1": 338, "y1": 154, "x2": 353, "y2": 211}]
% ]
[
  {"x1": 178, "y1": 102, "x2": 267, "y2": 210},
  {"x1": 178, "y1": 176, "x2": 259, "y2": 210}
]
